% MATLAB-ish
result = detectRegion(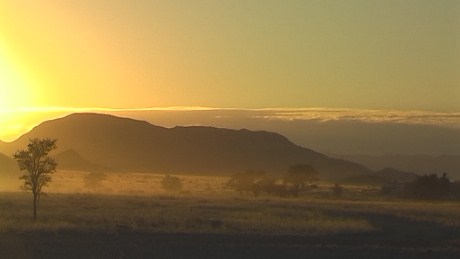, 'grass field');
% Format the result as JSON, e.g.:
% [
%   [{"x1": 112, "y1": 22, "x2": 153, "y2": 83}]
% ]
[{"x1": 1, "y1": 171, "x2": 460, "y2": 258}]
